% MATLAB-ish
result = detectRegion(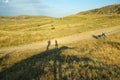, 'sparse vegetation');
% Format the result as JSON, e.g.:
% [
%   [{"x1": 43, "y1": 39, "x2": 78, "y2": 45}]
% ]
[
  {"x1": 0, "y1": 32, "x2": 120, "y2": 80},
  {"x1": 0, "y1": 4, "x2": 120, "y2": 80},
  {"x1": 0, "y1": 14, "x2": 120, "y2": 48},
  {"x1": 80, "y1": 4, "x2": 120, "y2": 14}
]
